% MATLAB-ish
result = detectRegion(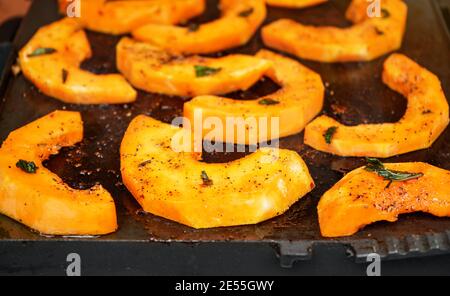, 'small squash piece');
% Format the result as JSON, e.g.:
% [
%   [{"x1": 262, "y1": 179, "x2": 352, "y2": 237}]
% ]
[
  {"x1": 304, "y1": 54, "x2": 449, "y2": 158},
  {"x1": 262, "y1": 0, "x2": 407, "y2": 62},
  {"x1": 19, "y1": 18, "x2": 137, "y2": 104},
  {"x1": 184, "y1": 50, "x2": 324, "y2": 144},
  {"x1": 132, "y1": 0, "x2": 266, "y2": 54},
  {"x1": 120, "y1": 115, "x2": 314, "y2": 229},
  {"x1": 265, "y1": 0, "x2": 327, "y2": 8},
  {"x1": 0, "y1": 111, "x2": 117, "y2": 235},
  {"x1": 59, "y1": 0, "x2": 206, "y2": 35},
  {"x1": 318, "y1": 162, "x2": 450, "y2": 237},
  {"x1": 116, "y1": 37, "x2": 272, "y2": 97}
]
